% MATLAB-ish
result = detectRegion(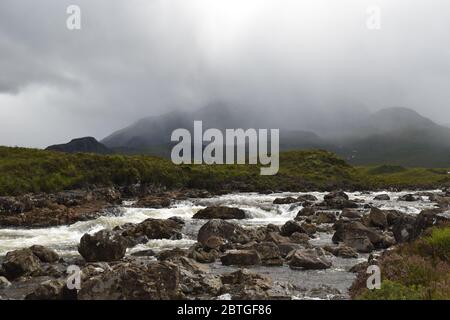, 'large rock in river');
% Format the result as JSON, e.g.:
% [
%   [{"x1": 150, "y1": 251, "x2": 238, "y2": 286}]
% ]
[
  {"x1": 78, "y1": 230, "x2": 127, "y2": 262},
  {"x1": 197, "y1": 219, "x2": 250, "y2": 246},
  {"x1": 1, "y1": 248, "x2": 42, "y2": 280},
  {"x1": 220, "y1": 250, "x2": 261, "y2": 266},
  {"x1": 287, "y1": 248, "x2": 332, "y2": 270},
  {"x1": 193, "y1": 206, "x2": 246, "y2": 220}
]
